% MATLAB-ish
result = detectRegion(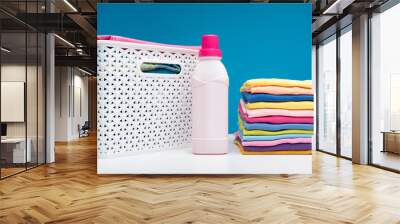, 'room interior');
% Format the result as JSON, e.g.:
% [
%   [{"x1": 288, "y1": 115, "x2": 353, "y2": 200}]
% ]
[
  {"x1": 0, "y1": 30, "x2": 46, "y2": 178},
  {"x1": 0, "y1": 0, "x2": 400, "y2": 222}
]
